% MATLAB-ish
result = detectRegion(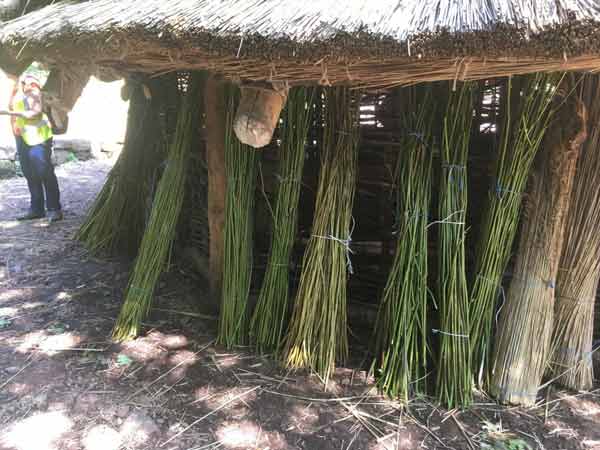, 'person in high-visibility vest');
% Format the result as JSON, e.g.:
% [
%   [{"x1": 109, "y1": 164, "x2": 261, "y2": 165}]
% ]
[{"x1": 0, "y1": 74, "x2": 63, "y2": 222}]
